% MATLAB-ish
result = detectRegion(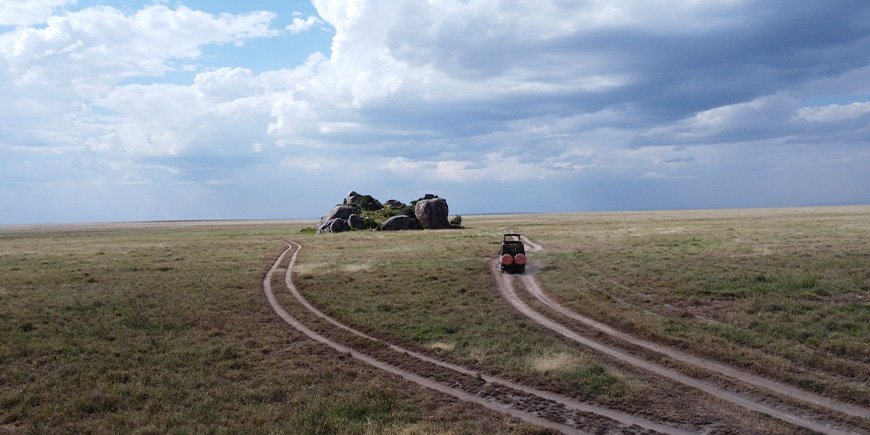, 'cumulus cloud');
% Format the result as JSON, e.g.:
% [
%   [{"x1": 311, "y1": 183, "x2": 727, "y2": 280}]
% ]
[
  {"x1": 406, "y1": 154, "x2": 547, "y2": 181},
  {"x1": 286, "y1": 14, "x2": 321, "y2": 34},
  {"x1": 3, "y1": 0, "x2": 870, "y2": 222},
  {"x1": 262, "y1": 0, "x2": 870, "y2": 169},
  {"x1": 796, "y1": 102, "x2": 870, "y2": 123},
  {"x1": 0, "y1": 3, "x2": 280, "y2": 160},
  {"x1": 0, "y1": 0, "x2": 72, "y2": 26},
  {"x1": 0, "y1": 5, "x2": 277, "y2": 89}
]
